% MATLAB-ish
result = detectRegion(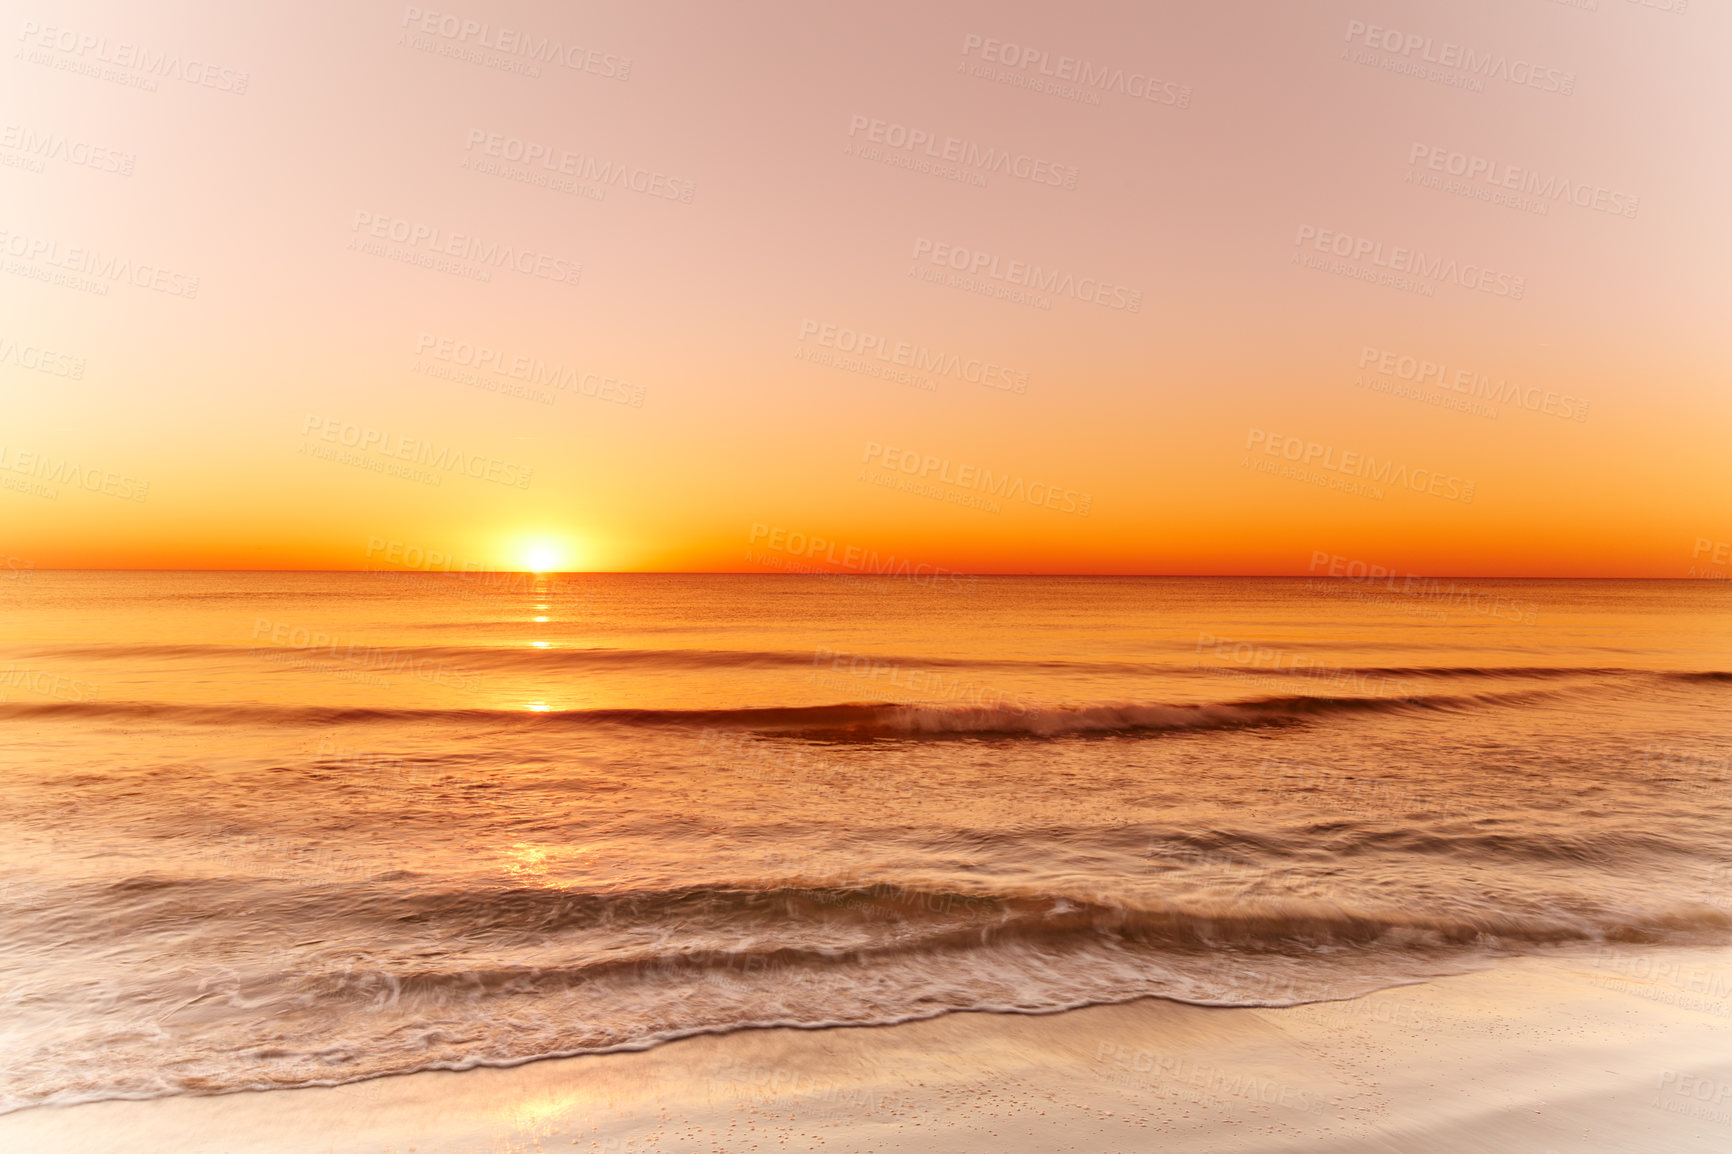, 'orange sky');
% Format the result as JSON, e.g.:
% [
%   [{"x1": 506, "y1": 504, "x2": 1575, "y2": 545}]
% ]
[{"x1": 3, "y1": 0, "x2": 1728, "y2": 576}]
